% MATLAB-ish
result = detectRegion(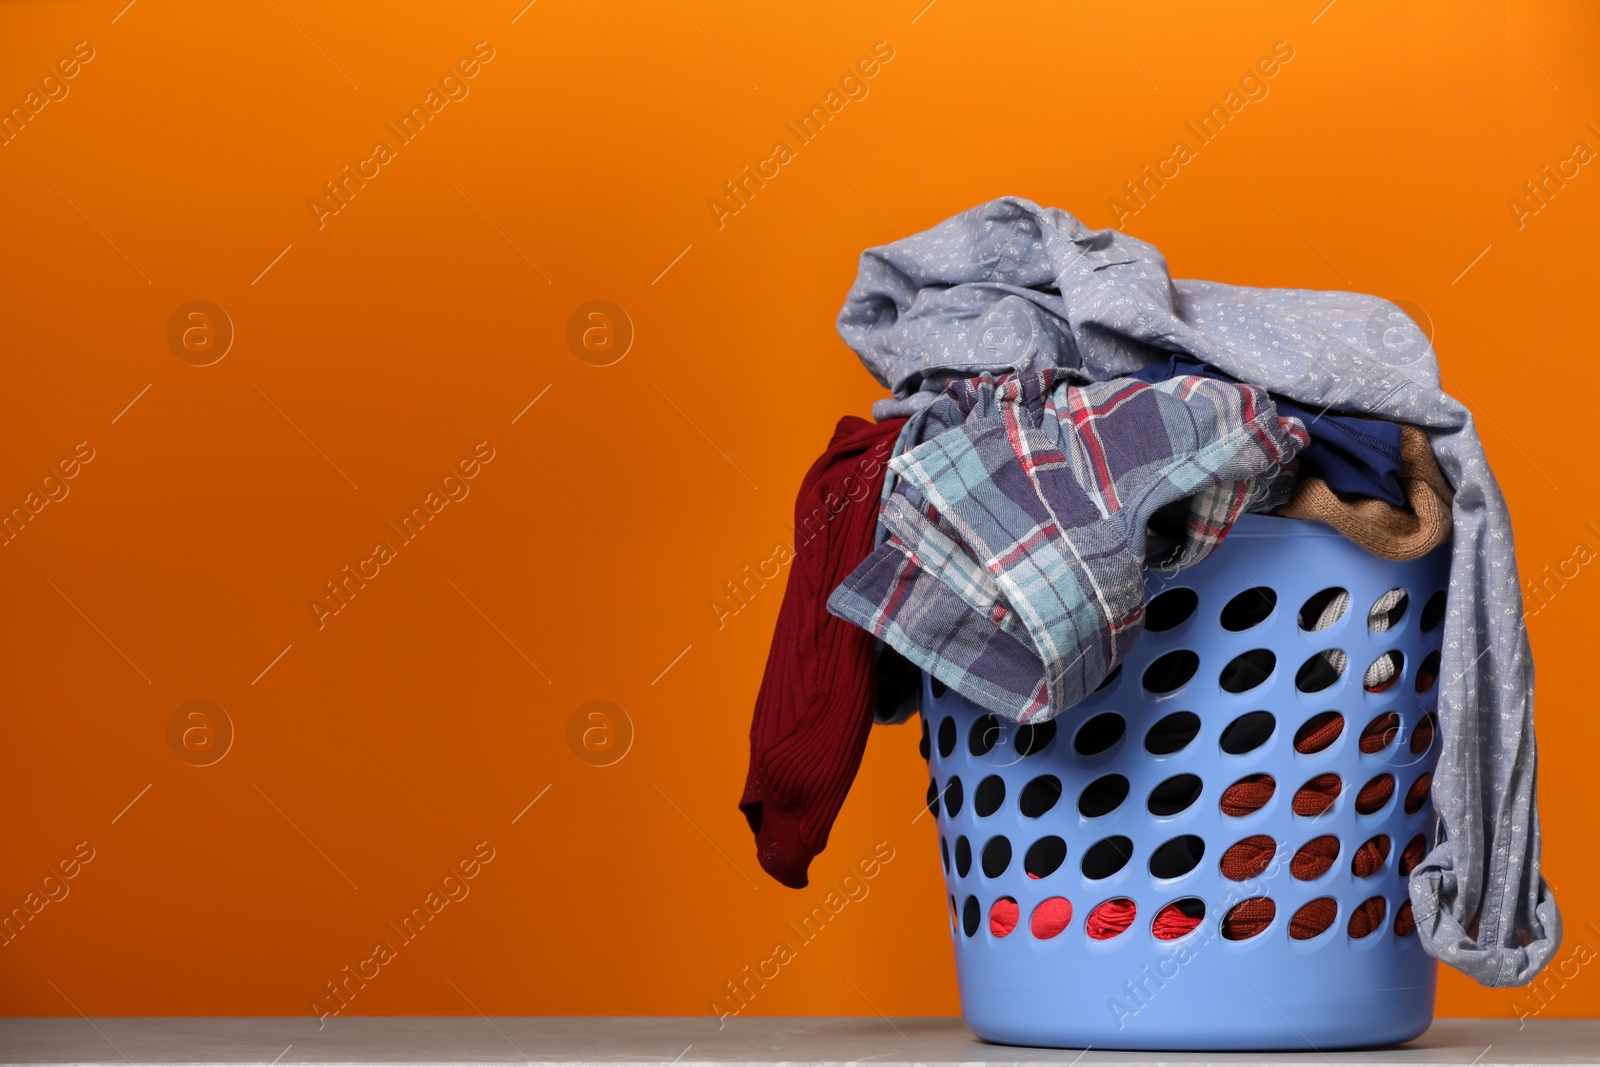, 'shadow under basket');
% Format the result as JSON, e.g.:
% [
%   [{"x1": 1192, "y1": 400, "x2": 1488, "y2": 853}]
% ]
[{"x1": 919, "y1": 513, "x2": 1448, "y2": 1051}]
